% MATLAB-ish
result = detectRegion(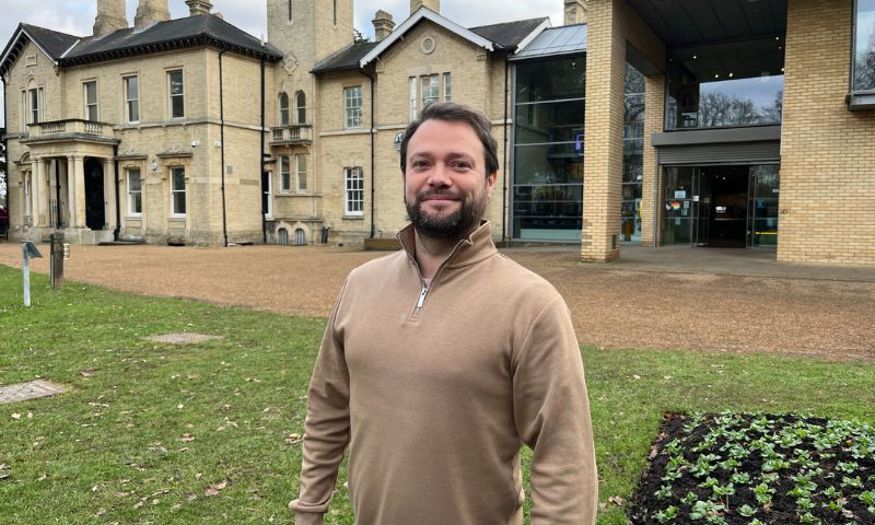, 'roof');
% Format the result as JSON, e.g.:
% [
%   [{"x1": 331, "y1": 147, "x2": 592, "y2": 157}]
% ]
[
  {"x1": 512, "y1": 24, "x2": 587, "y2": 61},
  {"x1": 1, "y1": 14, "x2": 282, "y2": 75},
  {"x1": 312, "y1": 41, "x2": 378, "y2": 73},
  {"x1": 0, "y1": 24, "x2": 78, "y2": 75},
  {"x1": 469, "y1": 17, "x2": 550, "y2": 49}
]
